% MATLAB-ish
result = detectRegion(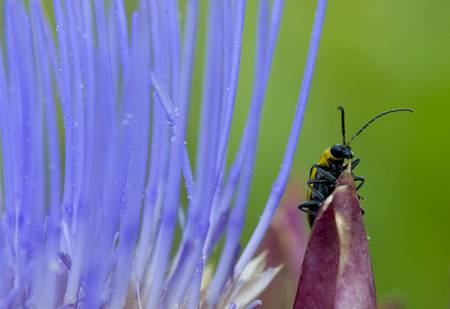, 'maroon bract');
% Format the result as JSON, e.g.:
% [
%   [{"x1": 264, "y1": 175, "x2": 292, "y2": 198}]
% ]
[{"x1": 293, "y1": 170, "x2": 376, "y2": 309}]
